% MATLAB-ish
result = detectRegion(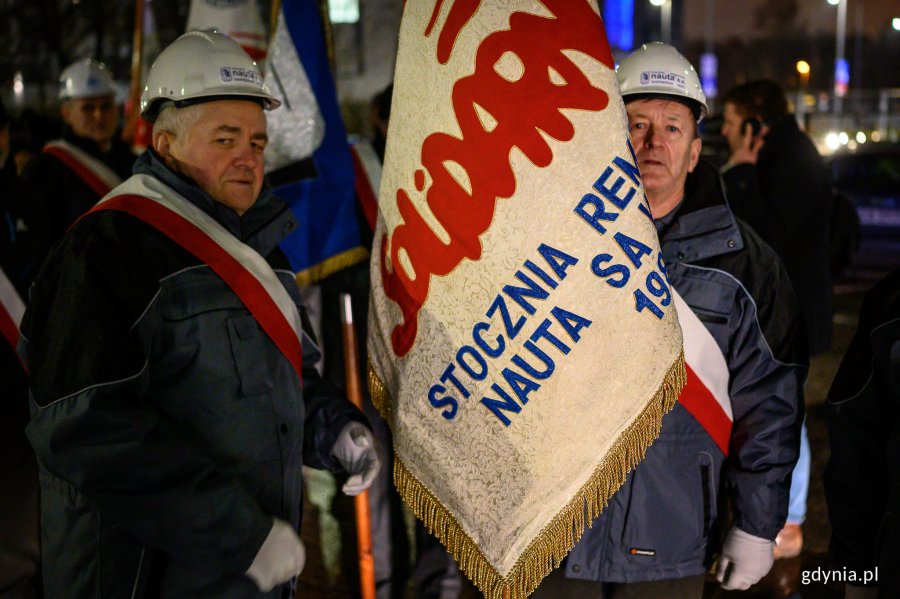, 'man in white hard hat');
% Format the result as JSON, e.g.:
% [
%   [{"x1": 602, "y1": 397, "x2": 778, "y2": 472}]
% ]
[
  {"x1": 22, "y1": 58, "x2": 136, "y2": 239},
  {"x1": 532, "y1": 42, "x2": 806, "y2": 598},
  {"x1": 20, "y1": 31, "x2": 380, "y2": 598}
]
